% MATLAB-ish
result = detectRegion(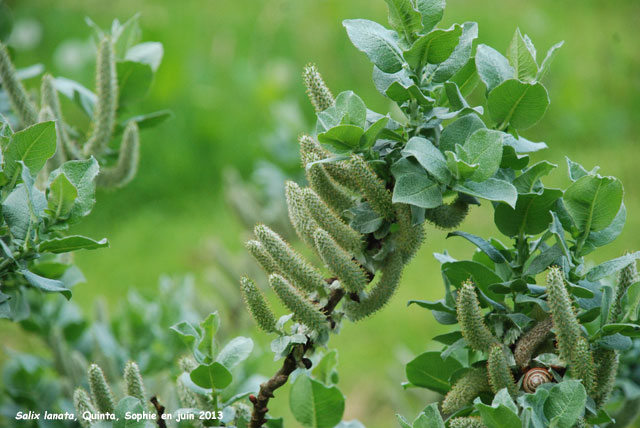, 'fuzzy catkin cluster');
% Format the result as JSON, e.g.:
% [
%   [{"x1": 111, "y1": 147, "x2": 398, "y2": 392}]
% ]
[
  {"x1": 449, "y1": 417, "x2": 488, "y2": 428},
  {"x1": 240, "y1": 66, "x2": 430, "y2": 331},
  {"x1": 0, "y1": 35, "x2": 144, "y2": 189},
  {"x1": 74, "y1": 361, "x2": 147, "y2": 424},
  {"x1": 487, "y1": 345, "x2": 517, "y2": 396}
]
